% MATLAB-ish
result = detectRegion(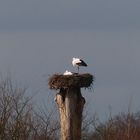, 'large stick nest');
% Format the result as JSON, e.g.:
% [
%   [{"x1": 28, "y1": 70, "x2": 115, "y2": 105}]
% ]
[{"x1": 48, "y1": 73, "x2": 94, "y2": 90}]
